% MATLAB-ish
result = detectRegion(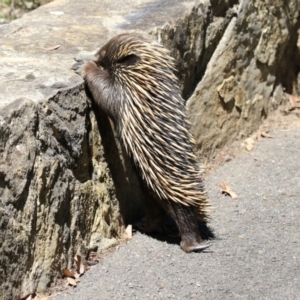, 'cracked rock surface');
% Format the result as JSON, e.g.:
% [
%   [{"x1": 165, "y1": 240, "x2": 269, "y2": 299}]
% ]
[{"x1": 0, "y1": 0, "x2": 299, "y2": 299}]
